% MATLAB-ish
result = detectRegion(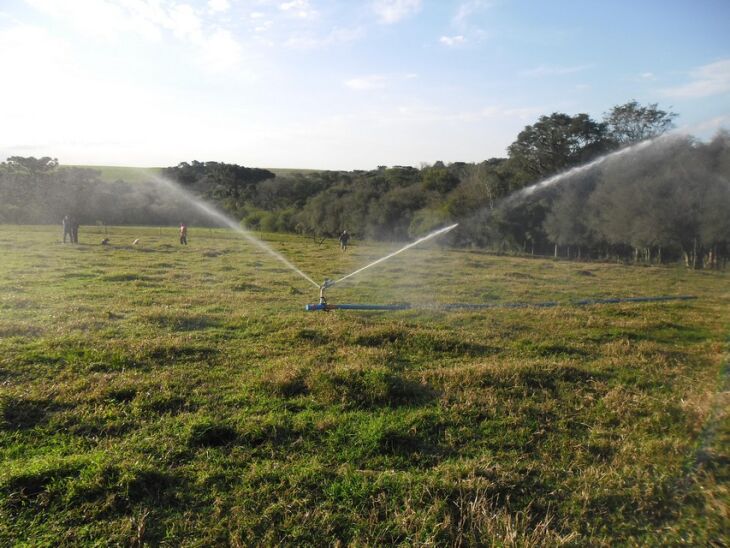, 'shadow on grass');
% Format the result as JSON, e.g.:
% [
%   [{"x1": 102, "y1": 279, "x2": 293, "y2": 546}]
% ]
[
  {"x1": 588, "y1": 323, "x2": 710, "y2": 345},
  {"x1": 231, "y1": 282, "x2": 268, "y2": 292},
  {"x1": 187, "y1": 418, "x2": 238, "y2": 447},
  {"x1": 309, "y1": 366, "x2": 438, "y2": 410},
  {"x1": 511, "y1": 339, "x2": 589, "y2": 358},
  {"x1": 353, "y1": 330, "x2": 498, "y2": 358},
  {"x1": 1, "y1": 395, "x2": 67, "y2": 430},
  {"x1": 144, "y1": 313, "x2": 221, "y2": 332}
]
